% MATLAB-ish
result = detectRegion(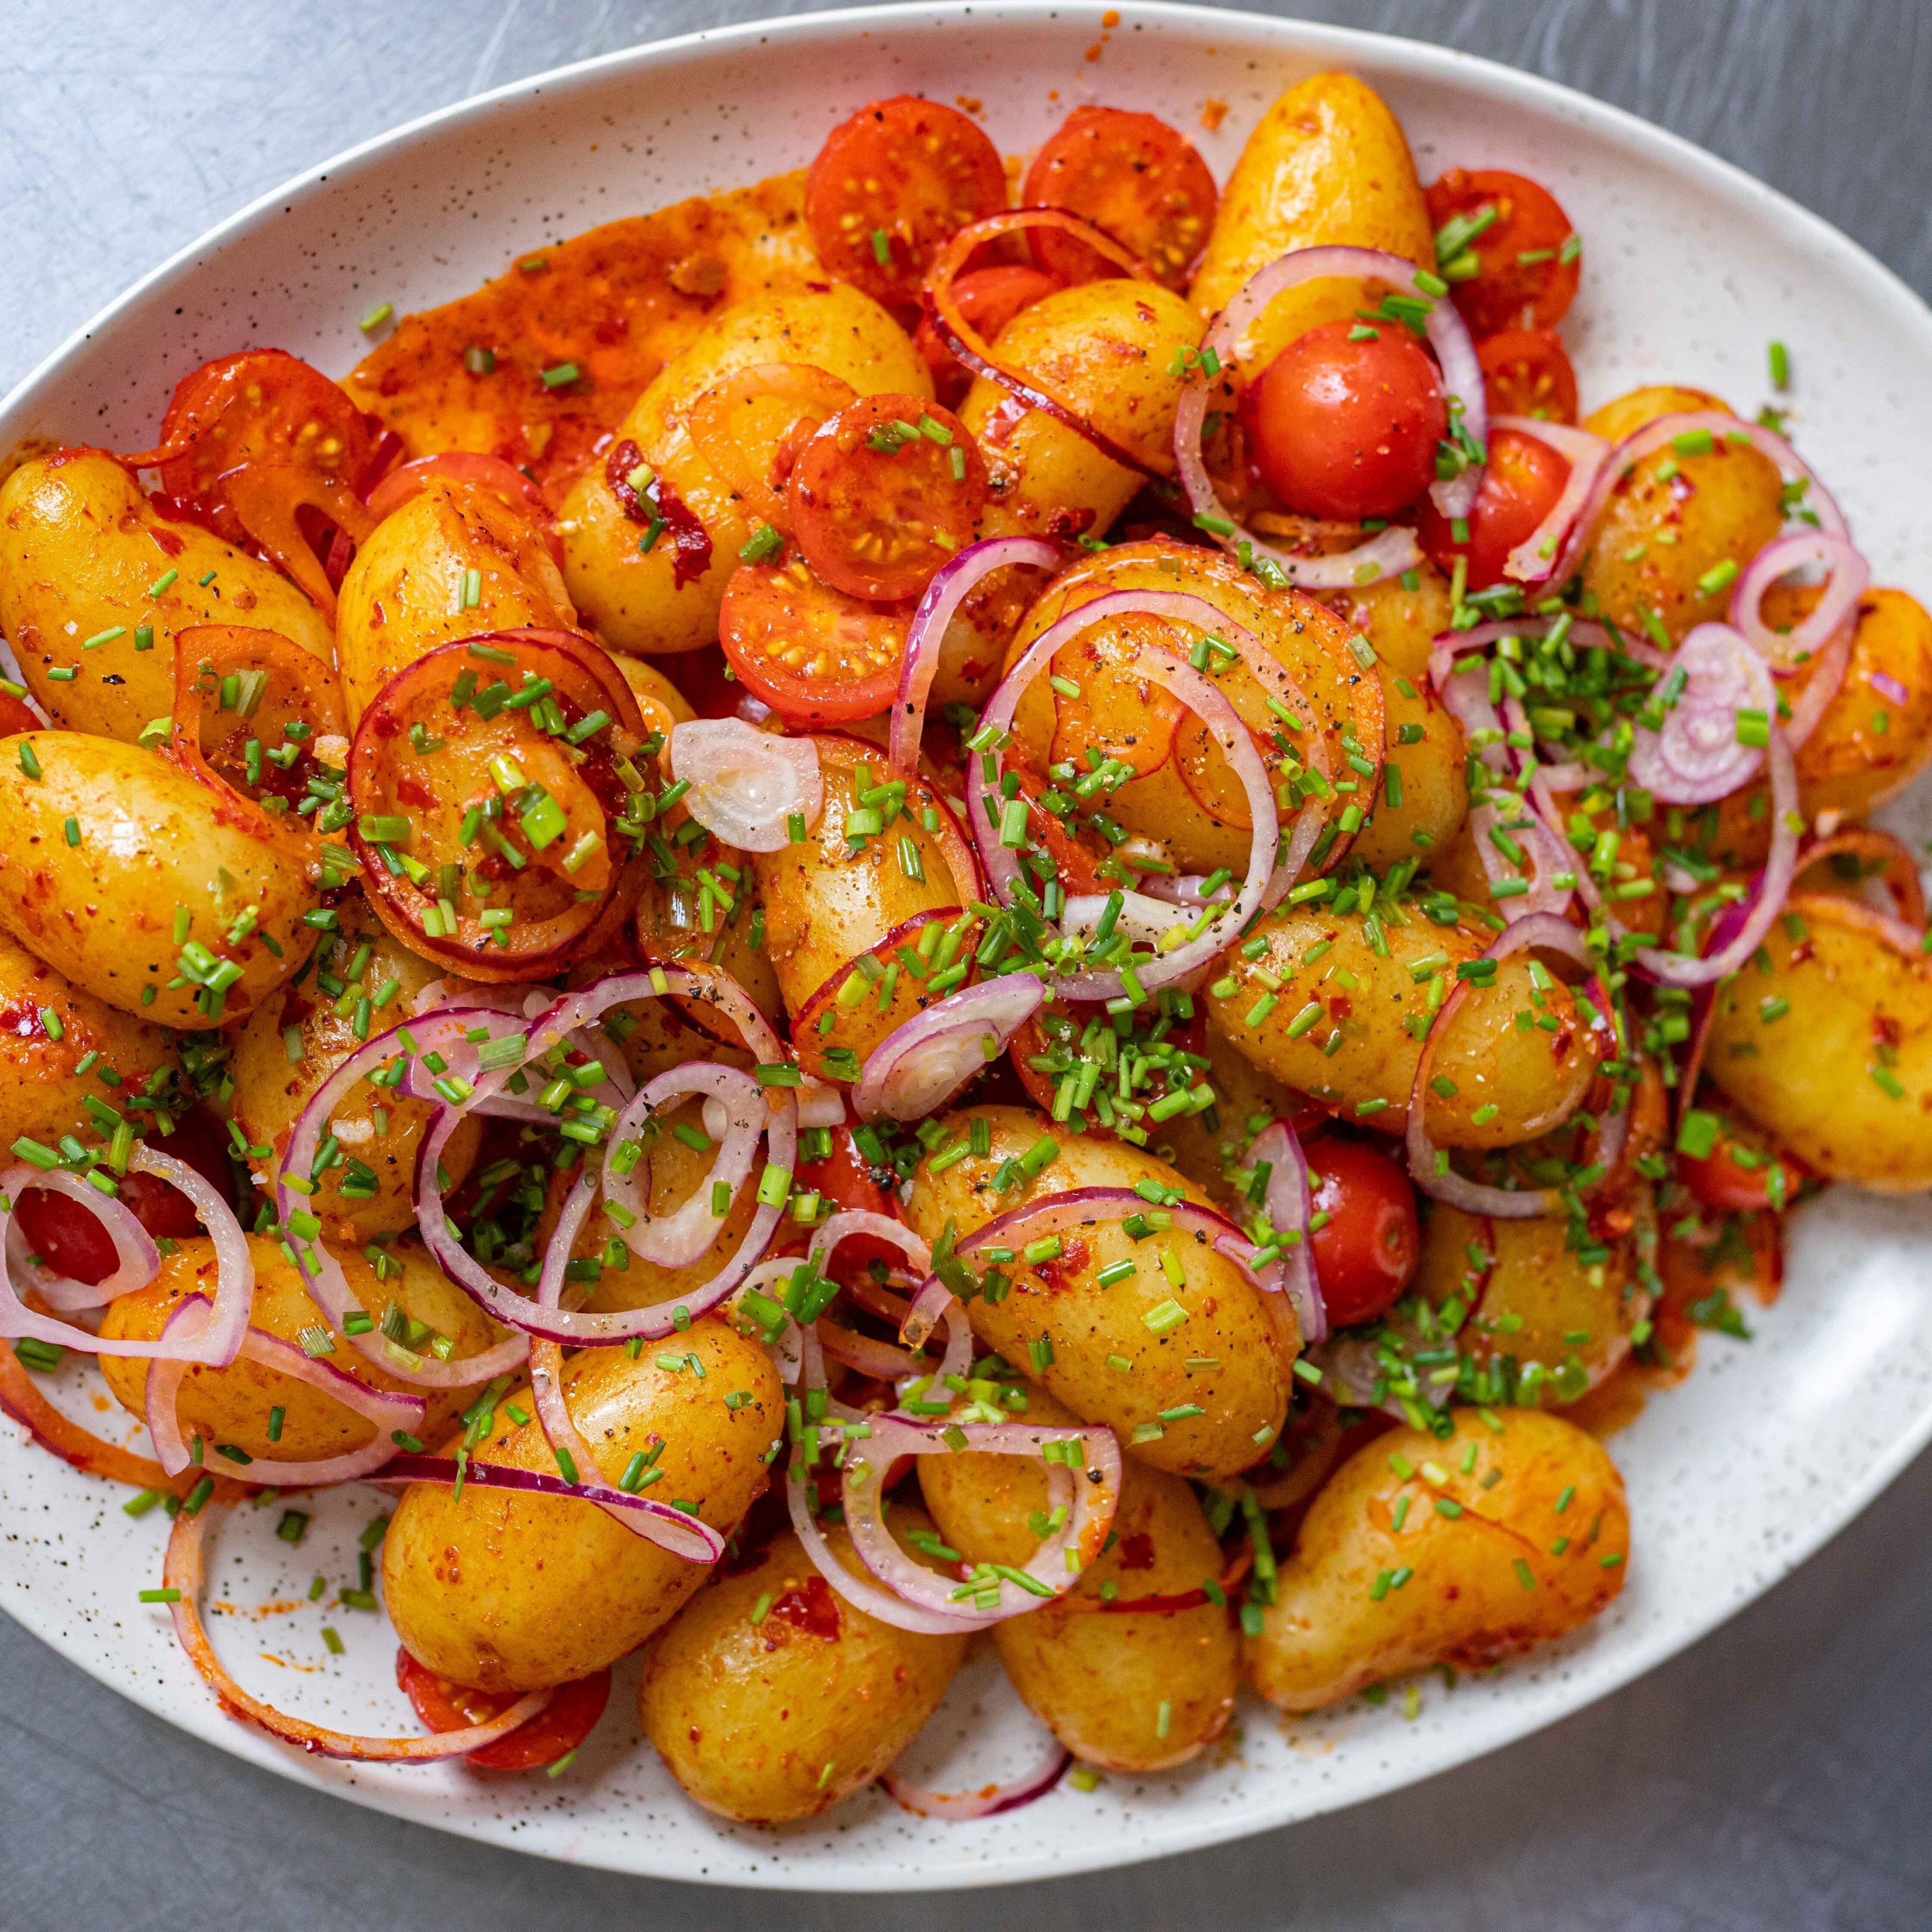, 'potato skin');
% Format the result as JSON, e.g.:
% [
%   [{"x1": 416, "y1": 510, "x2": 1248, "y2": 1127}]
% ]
[
  {"x1": 1705, "y1": 893, "x2": 1932, "y2": 1191},
  {"x1": 0, "y1": 929, "x2": 177, "y2": 1150},
  {"x1": 335, "y1": 478, "x2": 576, "y2": 723},
  {"x1": 1245, "y1": 1407, "x2": 1629, "y2": 1712},
  {"x1": 558, "y1": 284, "x2": 930, "y2": 656},
  {"x1": 229, "y1": 894, "x2": 479, "y2": 1240},
  {"x1": 639, "y1": 1517, "x2": 967, "y2": 1822},
  {"x1": 1795, "y1": 587, "x2": 1932, "y2": 820},
  {"x1": 383, "y1": 1318, "x2": 782, "y2": 1691},
  {"x1": 1204, "y1": 906, "x2": 1599, "y2": 1149},
  {"x1": 919, "y1": 1382, "x2": 1239, "y2": 1771},
  {"x1": 1322, "y1": 561, "x2": 1454, "y2": 685},
  {"x1": 0, "y1": 451, "x2": 335, "y2": 745},
  {"x1": 0, "y1": 731, "x2": 318, "y2": 1027},
  {"x1": 98, "y1": 1234, "x2": 501, "y2": 1458},
  {"x1": 902, "y1": 1105, "x2": 1293, "y2": 1479}
]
